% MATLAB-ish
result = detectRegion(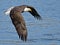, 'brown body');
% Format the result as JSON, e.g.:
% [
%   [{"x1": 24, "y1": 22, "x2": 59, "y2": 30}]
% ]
[
  {"x1": 10, "y1": 6, "x2": 27, "y2": 41},
  {"x1": 8, "y1": 5, "x2": 41, "y2": 41}
]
